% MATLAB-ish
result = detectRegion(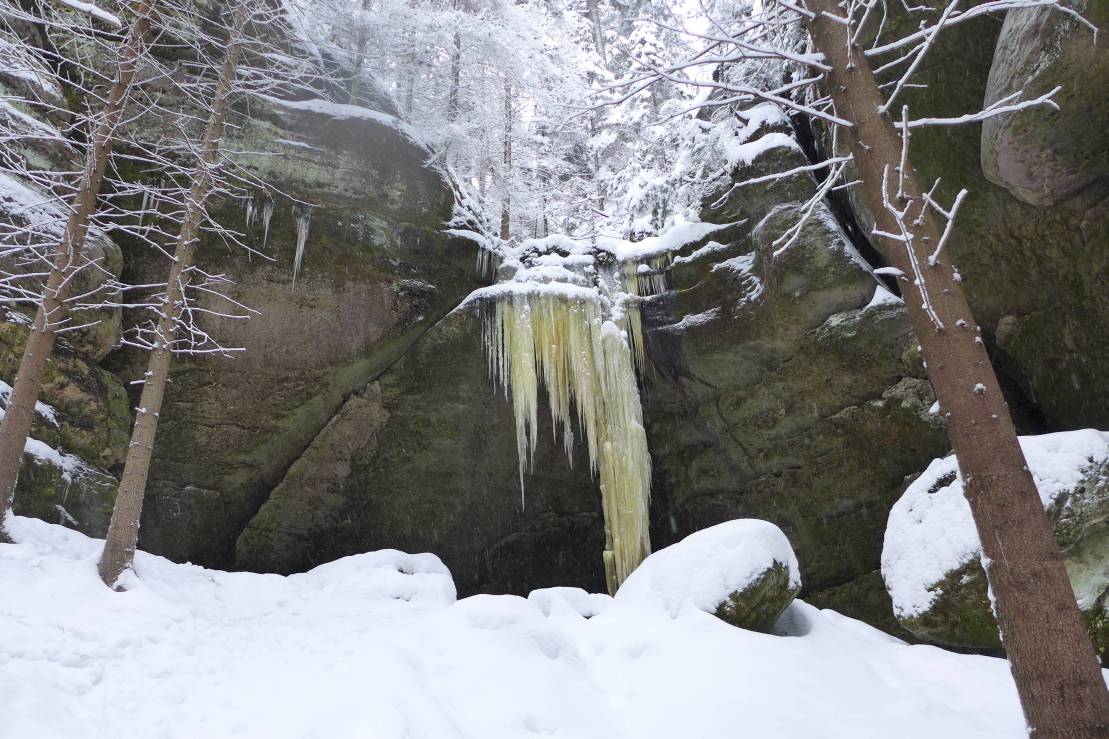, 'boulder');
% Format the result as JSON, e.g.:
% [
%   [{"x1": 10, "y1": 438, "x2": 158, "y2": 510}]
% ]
[
  {"x1": 829, "y1": 1, "x2": 1109, "y2": 430},
  {"x1": 0, "y1": 314, "x2": 130, "y2": 470},
  {"x1": 9, "y1": 441, "x2": 118, "y2": 537},
  {"x1": 0, "y1": 175, "x2": 124, "y2": 363},
  {"x1": 982, "y1": 2, "x2": 1109, "y2": 206},
  {"x1": 0, "y1": 60, "x2": 124, "y2": 362},
  {"x1": 0, "y1": 312, "x2": 127, "y2": 538},
  {"x1": 882, "y1": 429, "x2": 1109, "y2": 661},
  {"x1": 614, "y1": 519, "x2": 801, "y2": 632},
  {"x1": 0, "y1": 30, "x2": 129, "y2": 539}
]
